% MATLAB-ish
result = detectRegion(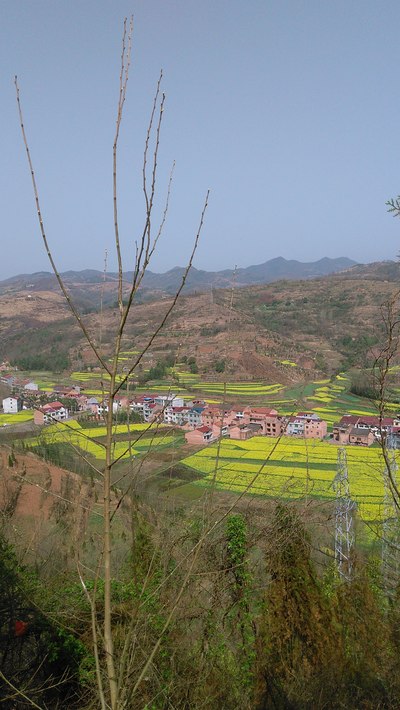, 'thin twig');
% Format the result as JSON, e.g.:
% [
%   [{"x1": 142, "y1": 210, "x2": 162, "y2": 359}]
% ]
[{"x1": 14, "y1": 77, "x2": 111, "y2": 375}]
